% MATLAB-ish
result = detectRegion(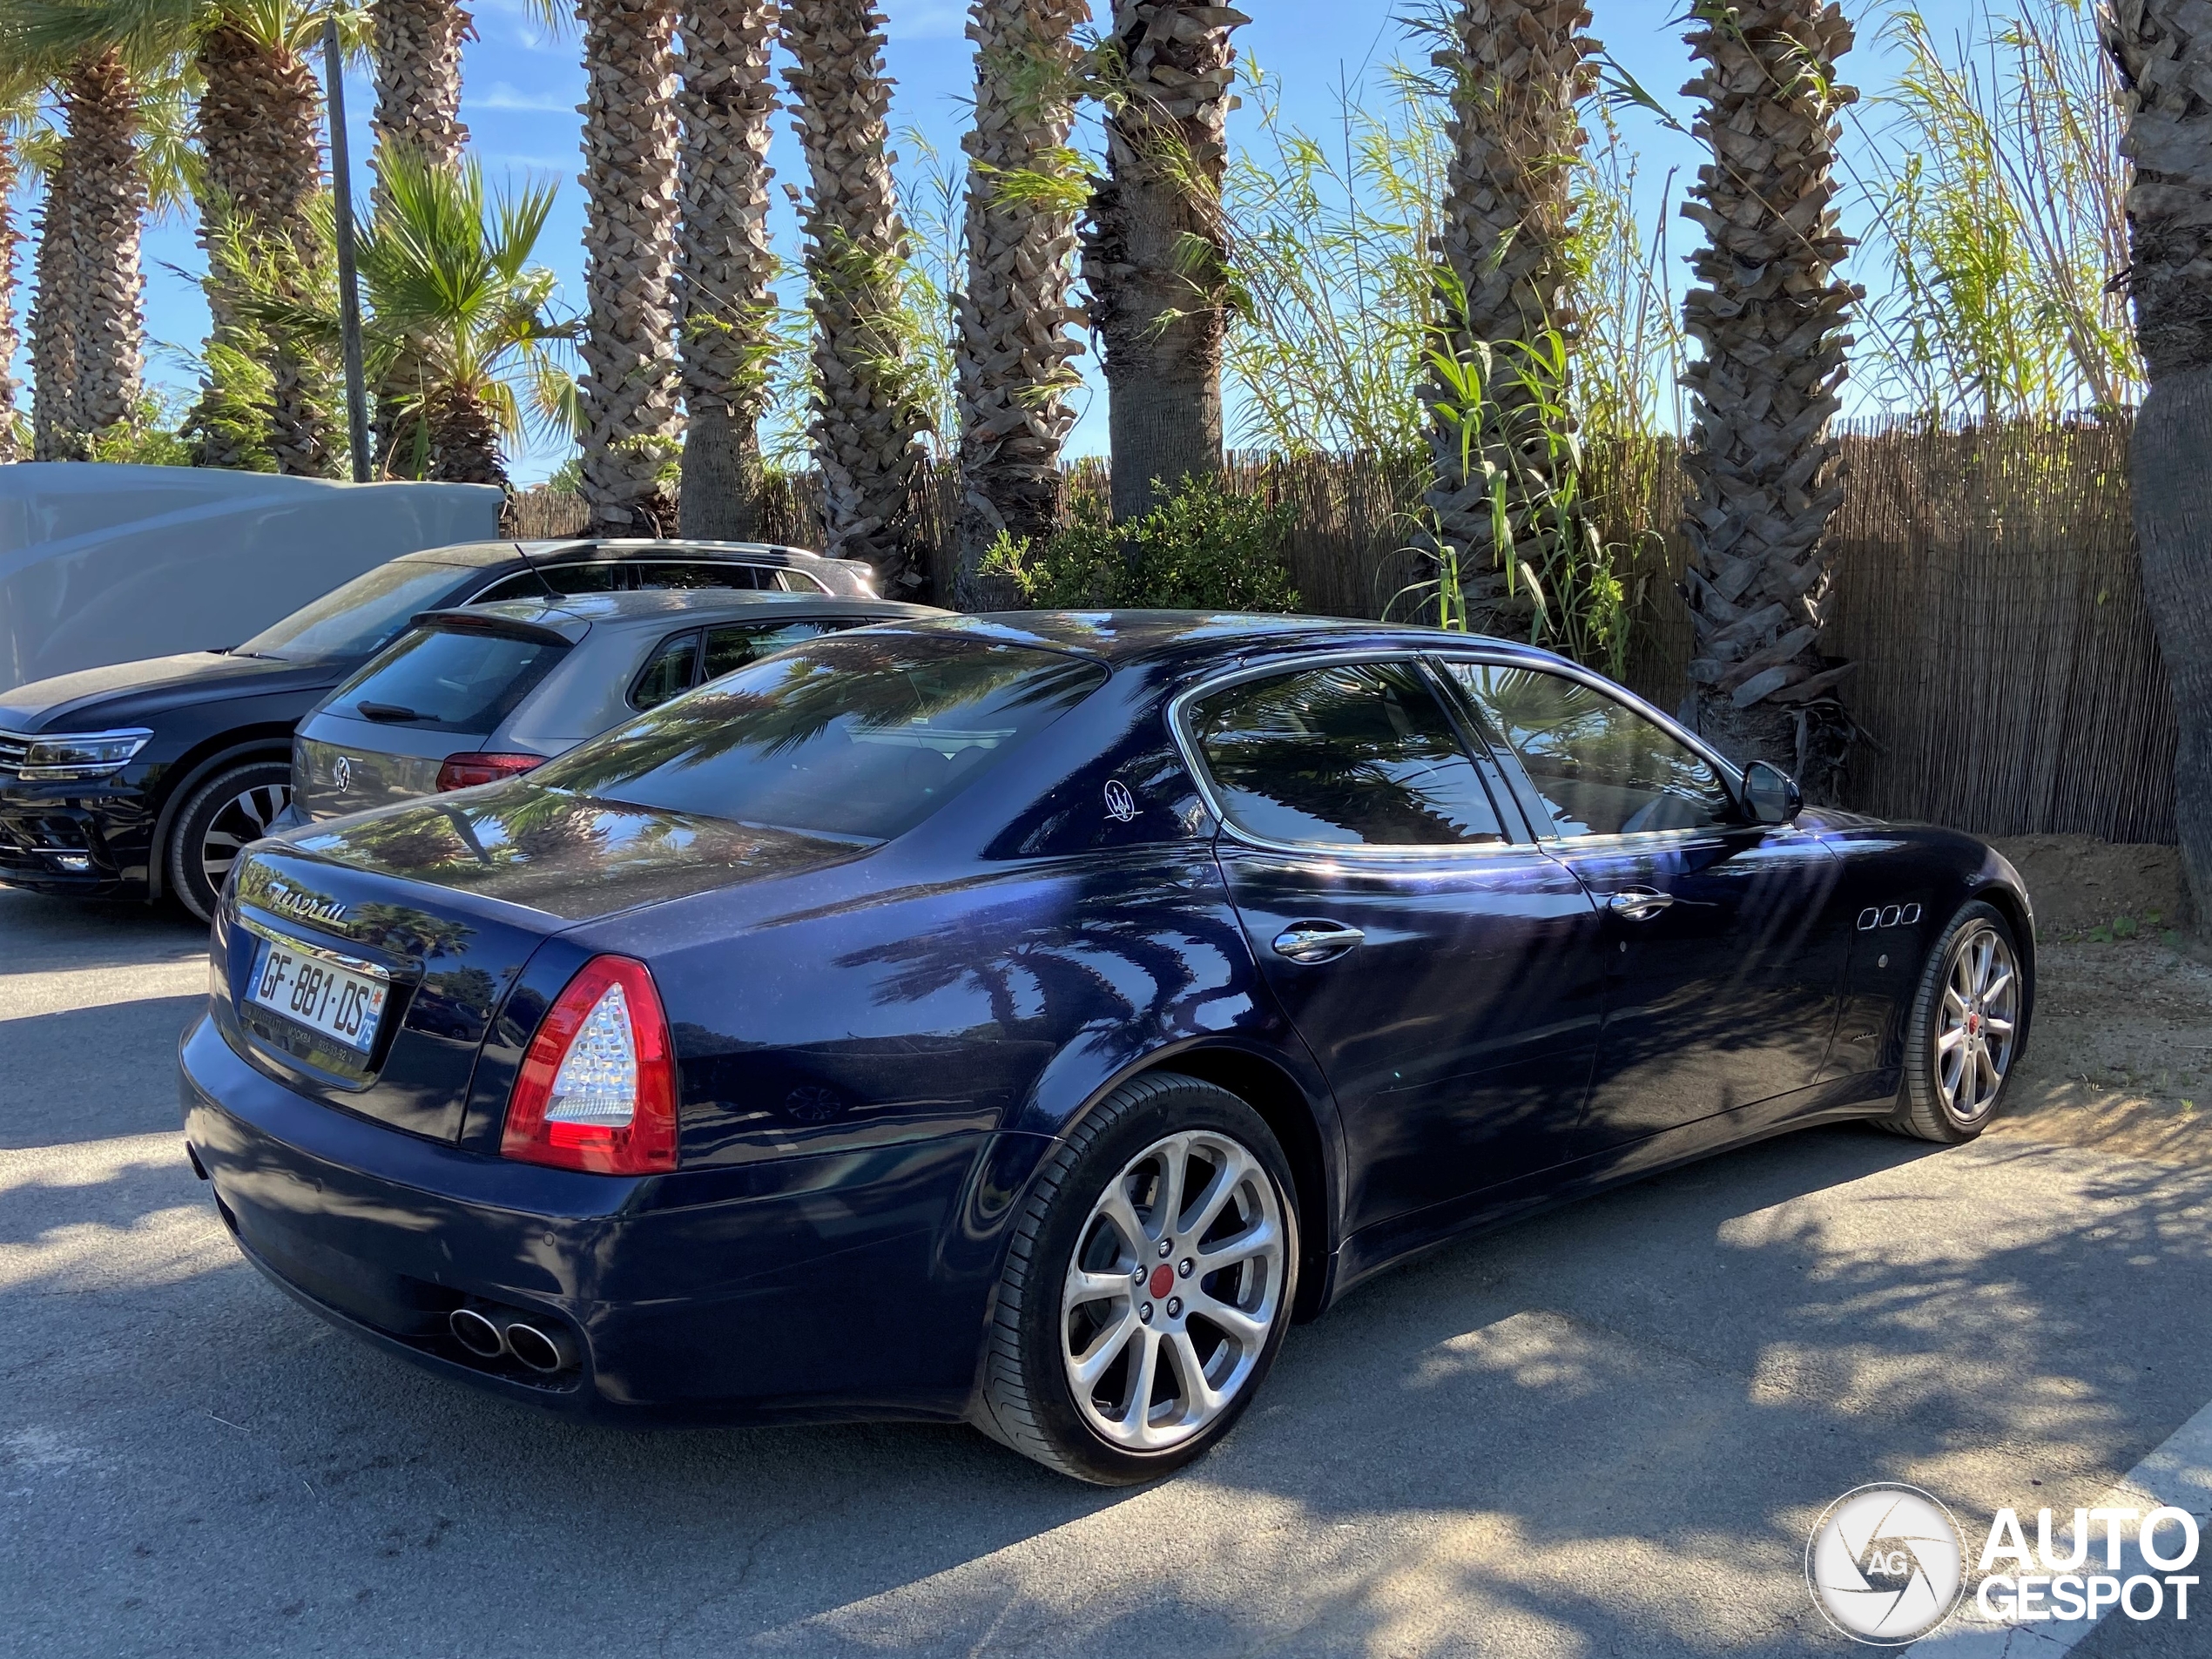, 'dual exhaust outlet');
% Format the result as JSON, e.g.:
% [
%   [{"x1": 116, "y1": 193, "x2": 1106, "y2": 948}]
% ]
[{"x1": 448, "y1": 1305, "x2": 577, "y2": 1374}]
